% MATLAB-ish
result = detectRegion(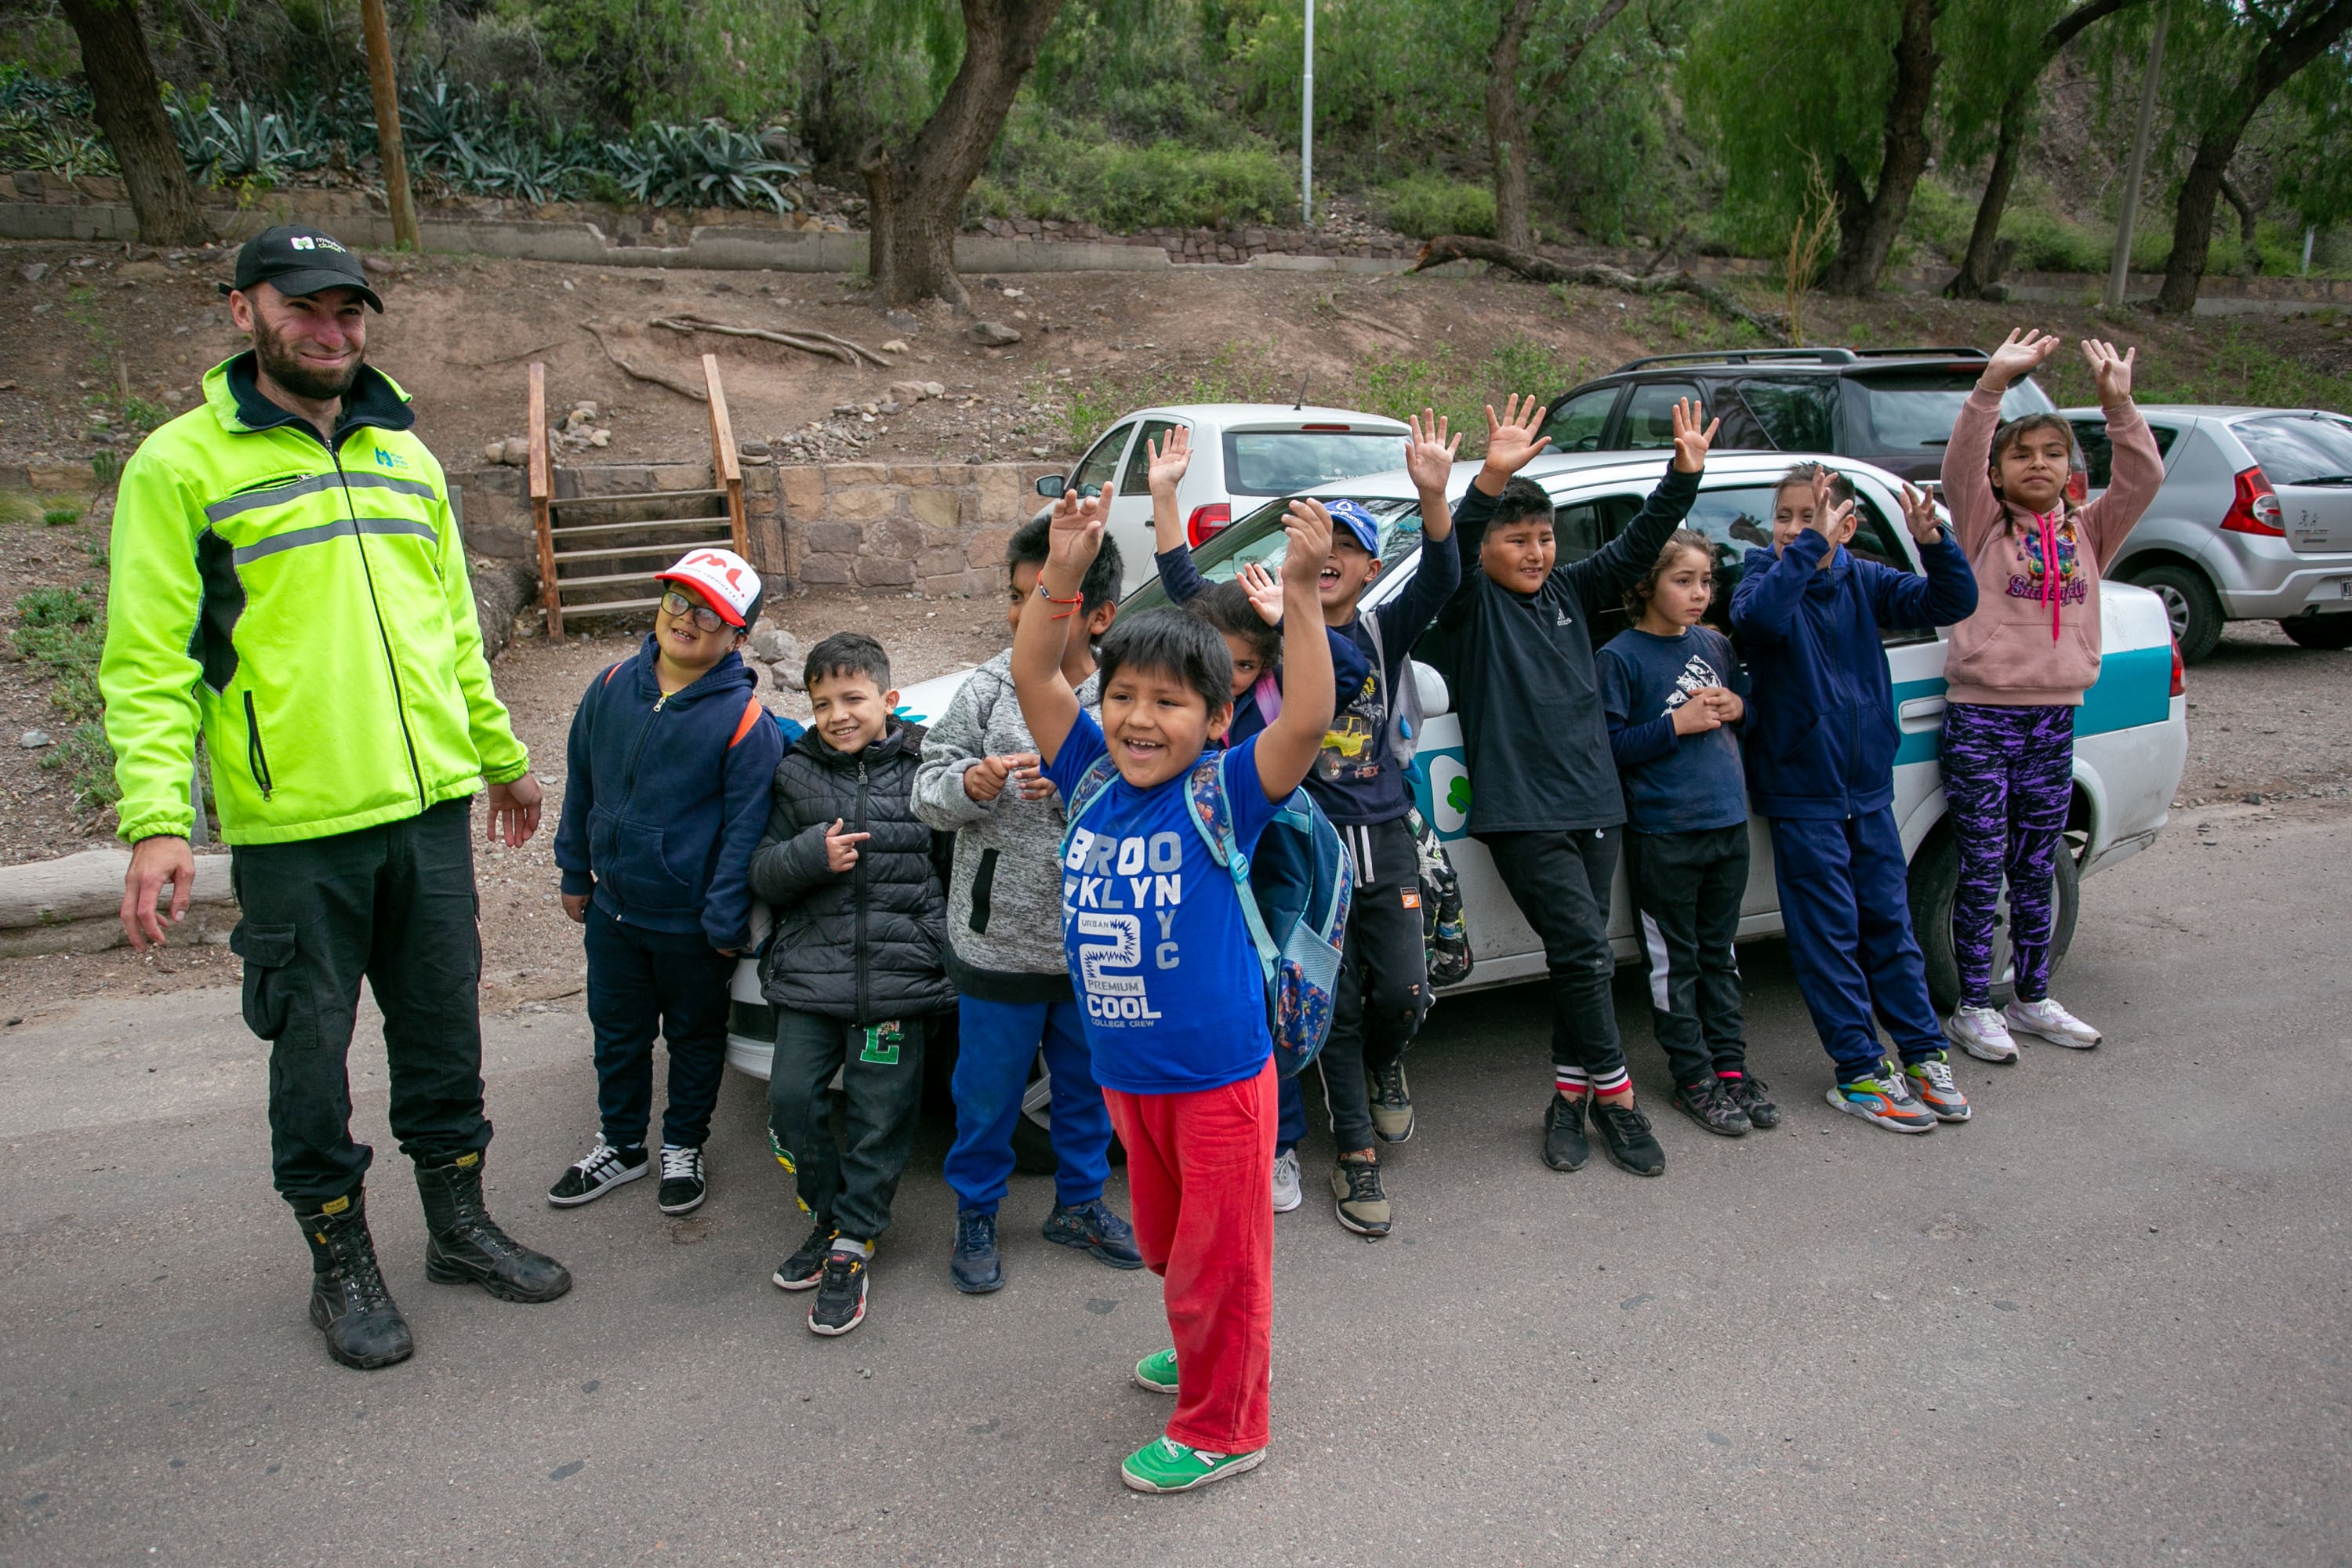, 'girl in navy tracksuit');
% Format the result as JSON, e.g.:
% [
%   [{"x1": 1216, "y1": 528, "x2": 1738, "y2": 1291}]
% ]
[{"x1": 1730, "y1": 465, "x2": 1977, "y2": 1134}]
